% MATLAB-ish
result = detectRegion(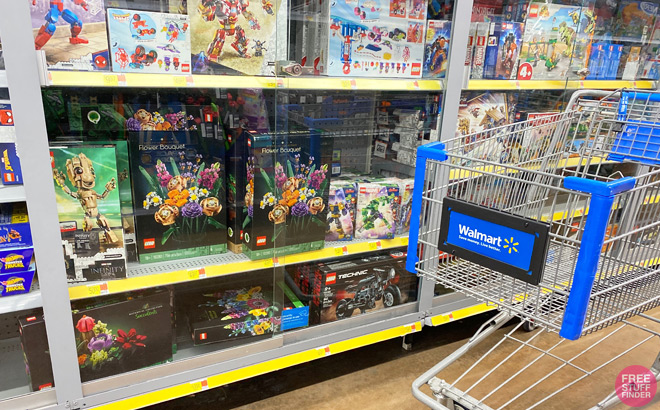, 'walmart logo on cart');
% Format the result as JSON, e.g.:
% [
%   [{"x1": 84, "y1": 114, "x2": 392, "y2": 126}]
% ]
[{"x1": 457, "y1": 225, "x2": 518, "y2": 254}]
